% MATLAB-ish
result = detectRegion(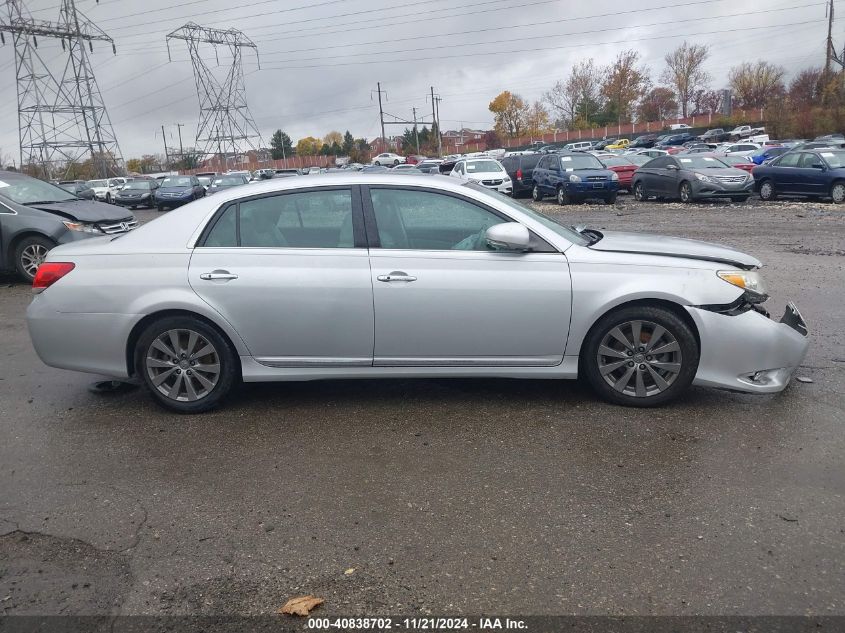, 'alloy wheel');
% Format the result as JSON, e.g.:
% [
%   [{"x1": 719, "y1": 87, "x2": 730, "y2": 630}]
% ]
[
  {"x1": 759, "y1": 181, "x2": 775, "y2": 200},
  {"x1": 680, "y1": 182, "x2": 693, "y2": 203},
  {"x1": 532, "y1": 185, "x2": 541, "y2": 201},
  {"x1": 634, "y1": 182, "x2": 645, "y2": 201},
  {"x1": 19, "y1": 243, "x2": 49, "y2": 278},
  {"x1": 145, "y1": 329, "x2": 221, "y2": 402},
  {"x1": 596, "y1": 320, "x2": 682, "y2": 398},
  {"x1": 557, "y1": 187, "x2": 567, "y2": 205},
  {"x1": 832, "y1": 183, "x2": 845, "y2": 203}
]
